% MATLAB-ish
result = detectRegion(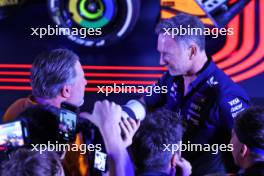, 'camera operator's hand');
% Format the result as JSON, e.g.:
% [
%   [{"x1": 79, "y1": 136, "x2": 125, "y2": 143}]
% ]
[
  {"x1": 171, "y1": 155, "x2": 192, "y2": 176},
  {"x1": 119, "y1": 118, "x2": 140, "y2": 147},
  {"x1": 81, "y1": 100, "x2": 134, "y2": 176},
  {"x1": 80, "y1": 100, "x2": 122, "y2": 133}
]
